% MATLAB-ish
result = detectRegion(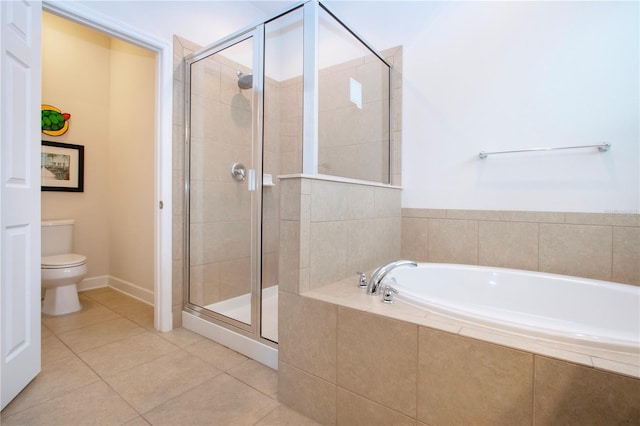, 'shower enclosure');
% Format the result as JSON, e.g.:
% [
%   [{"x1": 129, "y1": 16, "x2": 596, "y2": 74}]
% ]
[{"x1": 182, "y1": 1, "x2": 392, "y2": 364}]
